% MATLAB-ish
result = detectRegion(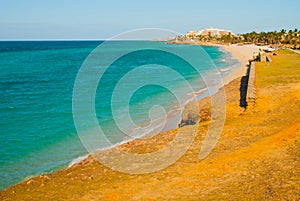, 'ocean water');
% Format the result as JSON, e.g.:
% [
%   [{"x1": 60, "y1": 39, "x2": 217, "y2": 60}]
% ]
[{"x1": 0, "y1": 41, "x2": 239, "y2": 189}]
